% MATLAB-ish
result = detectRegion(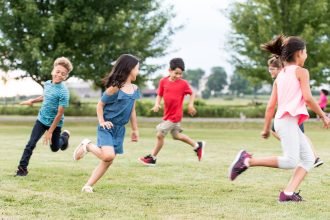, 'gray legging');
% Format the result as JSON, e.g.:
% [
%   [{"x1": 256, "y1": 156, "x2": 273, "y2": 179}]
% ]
[{"x1": 274, "y1": 115, "x2": 314, "y2": 171}]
